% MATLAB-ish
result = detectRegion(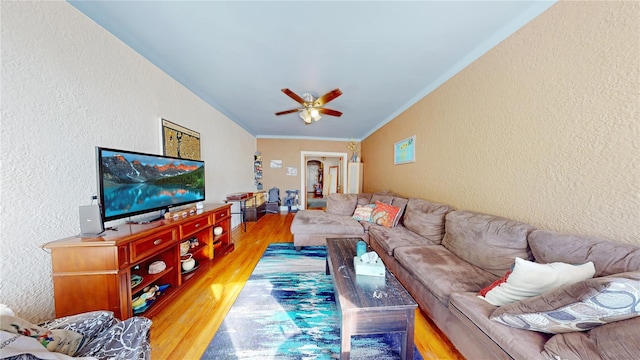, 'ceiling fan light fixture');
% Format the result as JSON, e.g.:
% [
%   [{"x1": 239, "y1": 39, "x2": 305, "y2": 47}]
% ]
[
  {"x1": 300, "y1": 109, "x2": 313, "y2": 124},
  {"x1": 310, "y1": 108, "x2": 321, "y2": 121}
]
